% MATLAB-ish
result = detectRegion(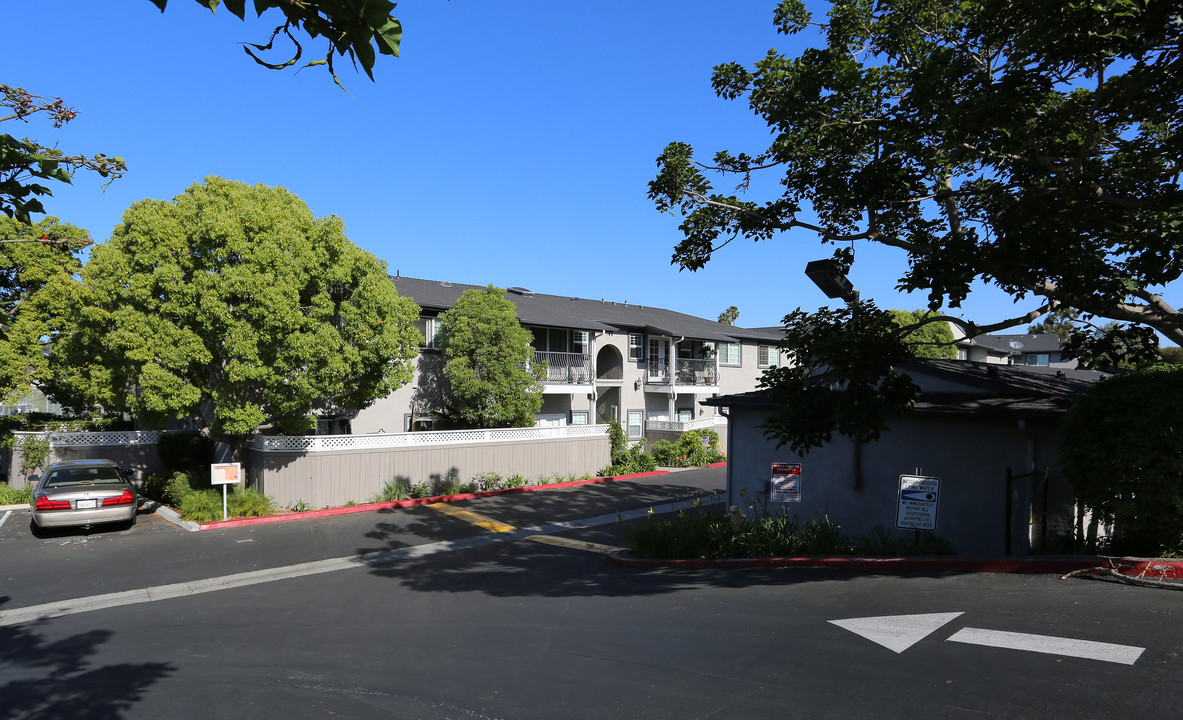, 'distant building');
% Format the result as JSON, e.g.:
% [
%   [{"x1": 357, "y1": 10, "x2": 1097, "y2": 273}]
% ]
[{"x1": 951, "y1": 329, "x2": 1076, "y2": 369}]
